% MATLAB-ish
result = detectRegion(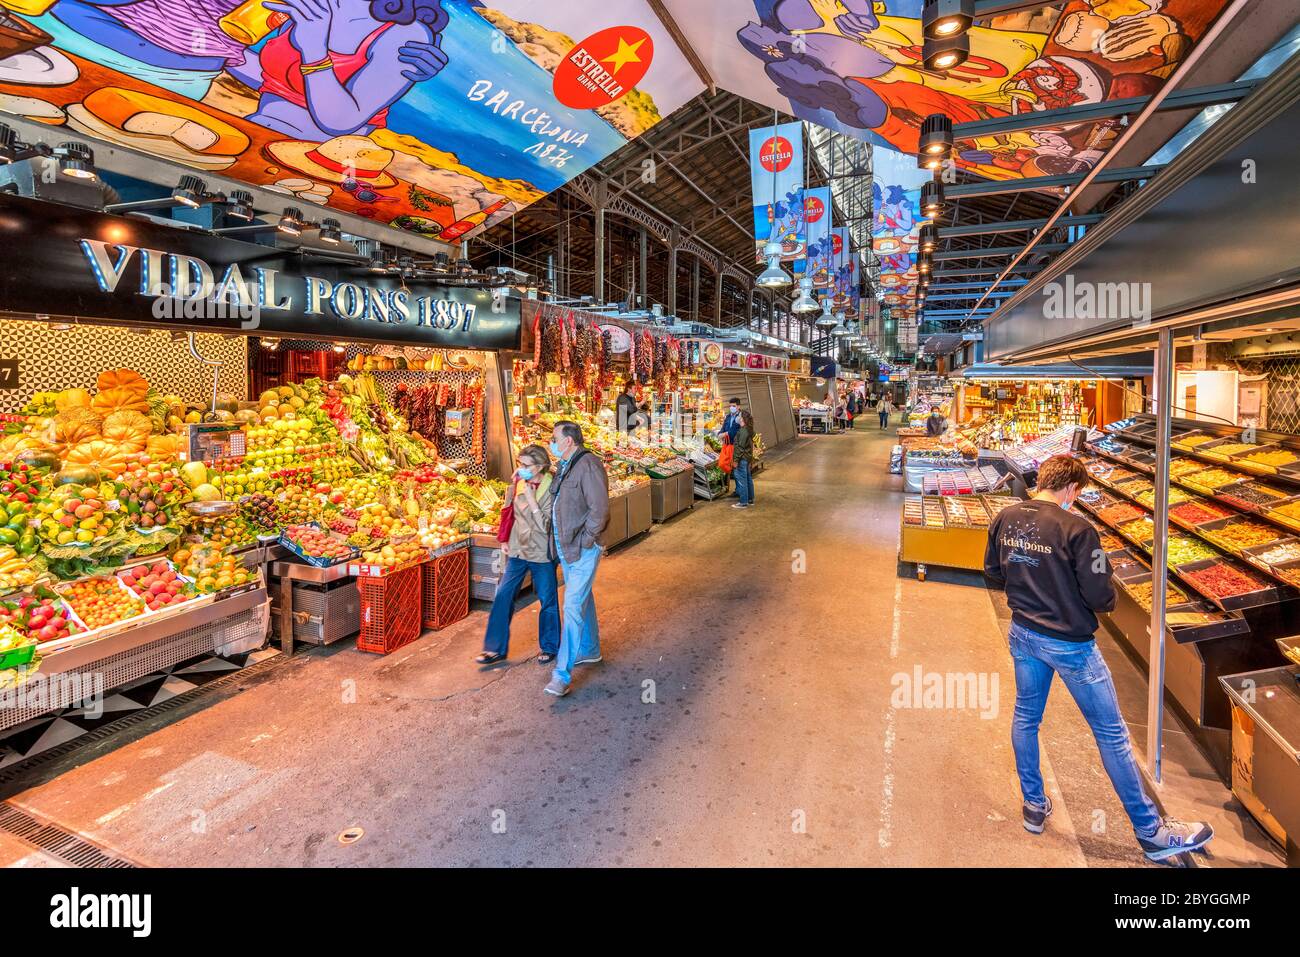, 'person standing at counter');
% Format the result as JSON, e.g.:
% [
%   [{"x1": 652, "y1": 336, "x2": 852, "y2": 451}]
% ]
[
  {"x1": 732, "y1": 410, "x2": 756, "y2": 509},
  {"x1": 545, "y1": 421, "x2": 610, "y2": 698},
  {"x1": 925, "y1": 408, "x2": 947, "y2": 436},
  {"x1": 616, "y1": 381, "x2": 638, "y2": 432},
  {"x1": 476, "y1": 445, "x2": 559, "y2": 666},
  {"x1": 721, "y1": 399, "x2": 743, "y2": 443},
  {"x1": 984, "y1": 454, "x2": 1214, "y2": 862}
]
